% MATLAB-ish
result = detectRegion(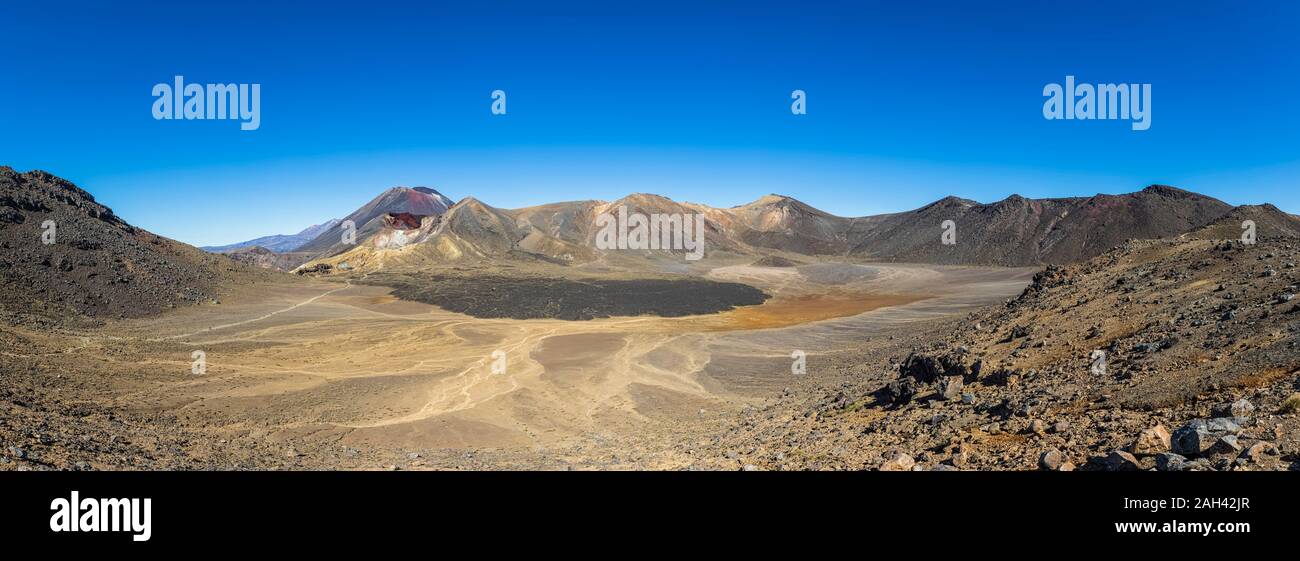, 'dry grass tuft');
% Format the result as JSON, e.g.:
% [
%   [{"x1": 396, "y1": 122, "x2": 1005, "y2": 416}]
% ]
[{"x1": 1279, "y1": 393, "x2": 1300, "y2": 415}]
